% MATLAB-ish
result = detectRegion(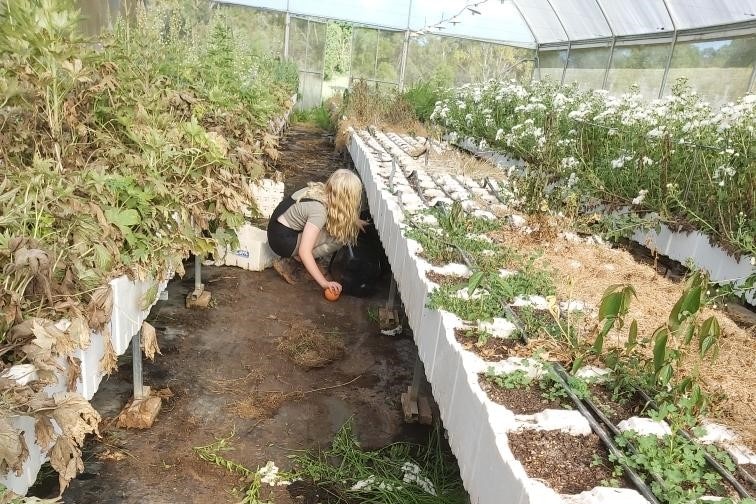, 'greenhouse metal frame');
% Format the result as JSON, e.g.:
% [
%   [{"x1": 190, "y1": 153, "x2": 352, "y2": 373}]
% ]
[{"x1": 217, "y1": 0, "x2": 756, "y2": 104}]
